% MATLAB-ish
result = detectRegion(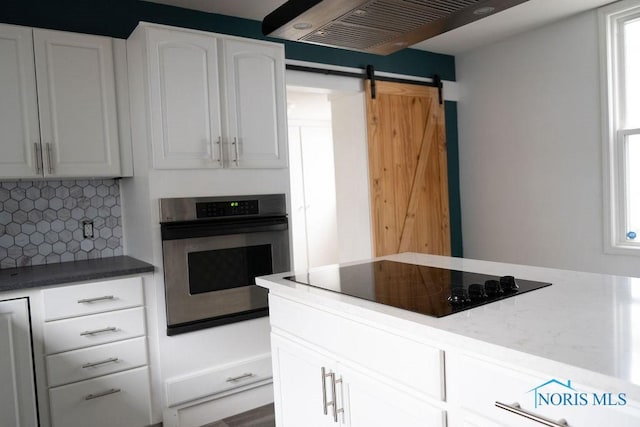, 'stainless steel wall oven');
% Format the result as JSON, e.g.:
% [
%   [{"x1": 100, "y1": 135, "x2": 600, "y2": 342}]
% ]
[{"x1": 160, "y1": 194, "x2": 289, "y2": 335}]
